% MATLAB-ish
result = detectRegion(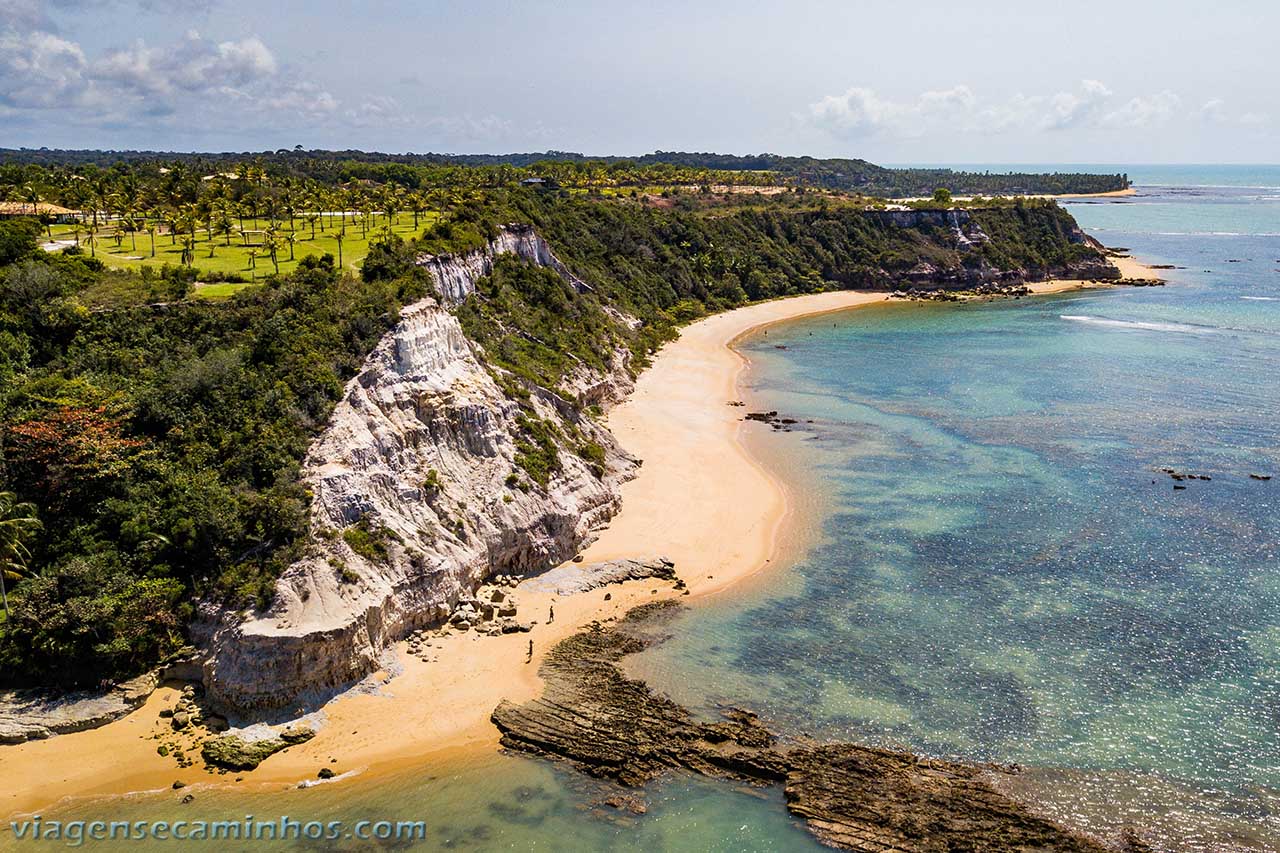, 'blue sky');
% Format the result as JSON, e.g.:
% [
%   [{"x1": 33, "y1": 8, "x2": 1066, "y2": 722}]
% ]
[{"x1": 2, "y1": 0, "x2": 1275, "y2": 162}]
